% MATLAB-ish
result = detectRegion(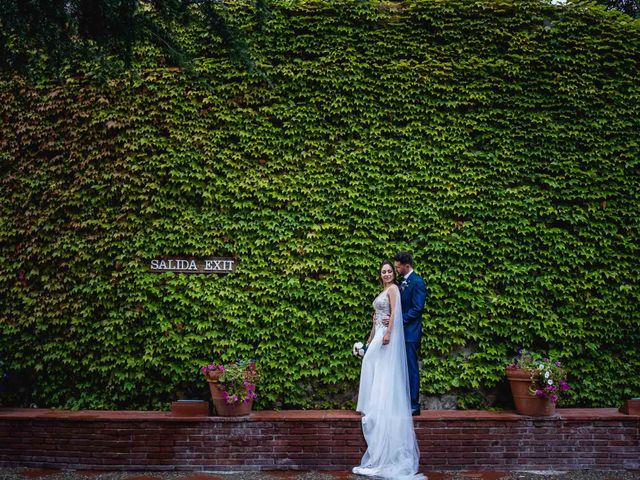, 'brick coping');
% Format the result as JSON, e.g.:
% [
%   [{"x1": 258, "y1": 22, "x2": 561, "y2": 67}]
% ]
[{"x1": 0, "y1": 407, "x2": 636, "y2": 422}]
